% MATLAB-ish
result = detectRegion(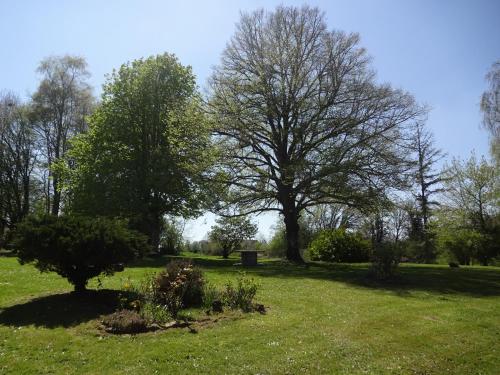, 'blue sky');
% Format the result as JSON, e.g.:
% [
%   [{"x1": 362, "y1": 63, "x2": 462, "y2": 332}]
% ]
[{"x1": 1, "y1": 0, "x2": 498, "y2": 240}]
